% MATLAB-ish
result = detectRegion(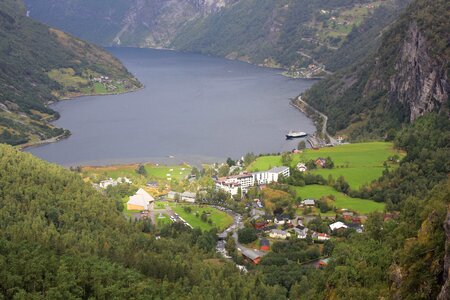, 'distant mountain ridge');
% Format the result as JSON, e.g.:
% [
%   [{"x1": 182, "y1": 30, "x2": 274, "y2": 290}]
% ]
[
  {"x1": 25, "y1": 0, "x2": 407, "y2": 70},
  {"x1": 0, "y1": 0, "x2": 141, "y2": 146}
]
